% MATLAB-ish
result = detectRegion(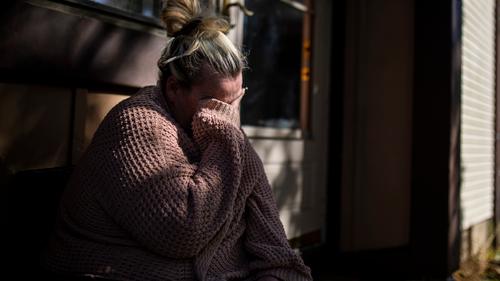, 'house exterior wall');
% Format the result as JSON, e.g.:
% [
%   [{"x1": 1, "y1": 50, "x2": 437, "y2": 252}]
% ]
[
  {"x1": 460, "y1": 0, "x2": 496, "y2": 262},
  {"x1": 0, "y1": 83, "x2": 72, "y2": 171},
  {"x1": 461, "y1": 0, "x2": 496, "y2": 230},
  {"x1": 460, "y1": 0, "x2": 496, "y2": 259}
]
